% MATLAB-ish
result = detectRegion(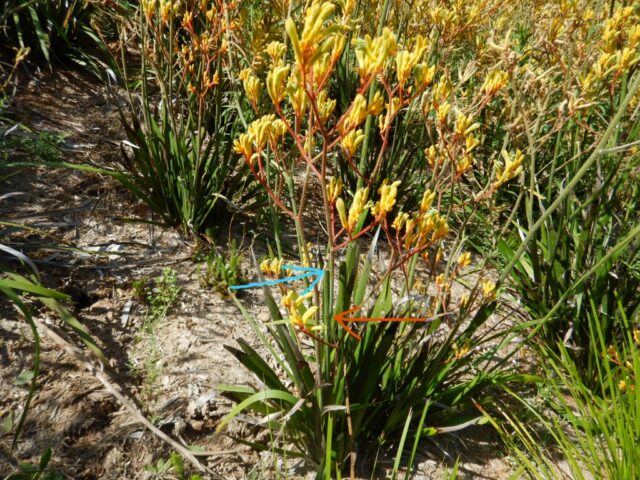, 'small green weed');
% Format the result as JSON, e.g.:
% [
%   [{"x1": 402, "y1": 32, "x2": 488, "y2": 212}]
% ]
[
  {"x1": 0, "y1": 128, "x2": 65, "y2": 164},
  {"x1": 129, "y1": 268, "x2": 181, "y2": 401},
  {"x1": 144, "y1": 452, "x2": 202, "y2": 480},
  {"x1": 142, "y1": 268, "x2": 181, "y2": 331},
  {"x1": 131, "y1": 277, "x2": 149, "y2": 302},
  {"x1": 198, "y1": 241, "x2": 243, "y2": 295},
  {"x1": 5, "y1": 447, "x2": 63, "y2": 480}
]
